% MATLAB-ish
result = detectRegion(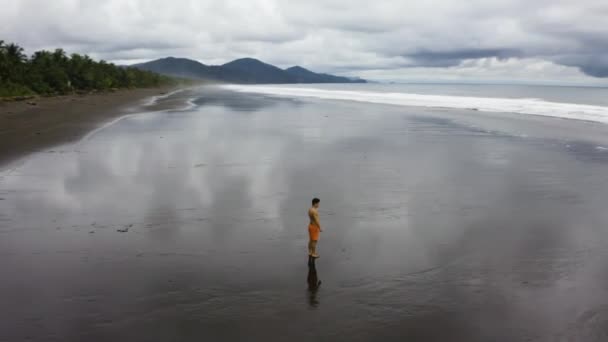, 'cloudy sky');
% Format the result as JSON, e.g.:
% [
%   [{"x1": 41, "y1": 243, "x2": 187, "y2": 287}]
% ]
[{"x1": 2, "y1": 0, "x2": 608, "y2": 84}]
